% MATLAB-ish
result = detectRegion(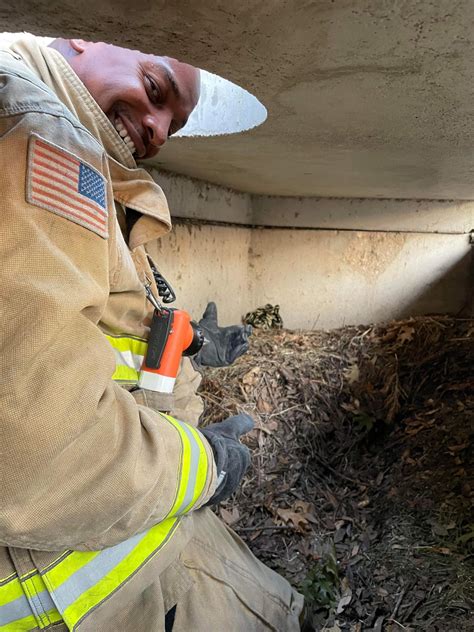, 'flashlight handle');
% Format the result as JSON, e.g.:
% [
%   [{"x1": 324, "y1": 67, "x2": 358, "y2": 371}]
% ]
[
  {"x1": 144, "y1": 309, "x2": 173, "y2": 369},
  {"x1": 139, "y1": 309, "x2": 194, "y2": 393}
]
